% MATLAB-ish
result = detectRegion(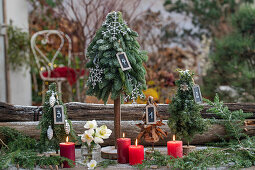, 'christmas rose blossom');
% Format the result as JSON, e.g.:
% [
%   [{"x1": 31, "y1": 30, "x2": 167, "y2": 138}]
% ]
[
  {"x1": 87, "y1": 160, "x2": 97, "y2": 169},
  {"x1": 95, "y1": 125, "x2": 112, "y2": 139},
  {"x1": 94, "y1": 137, "x2": 104, "y2": 144},
  {"x1": 81, "y1": 129, "x2": 94, "y2": 146},
  {"x1": 84, "y1": 120, "x2": 97, "y2": 129}
]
